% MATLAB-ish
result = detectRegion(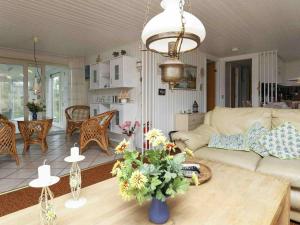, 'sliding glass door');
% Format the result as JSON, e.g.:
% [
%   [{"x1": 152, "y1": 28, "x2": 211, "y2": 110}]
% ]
[
  {"x1": 0, "y1": 64, "x2": 24, "y2": 121},
  {"x1": 0, "y1": 61, "x2": 69, "y2": 132},
  {"x1": 45, "y1": 65, "x2": 69, "y2": 129}
]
